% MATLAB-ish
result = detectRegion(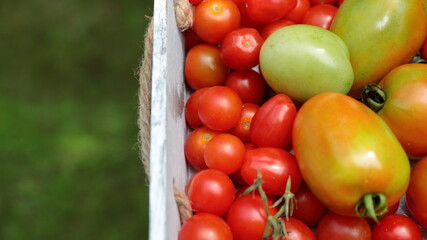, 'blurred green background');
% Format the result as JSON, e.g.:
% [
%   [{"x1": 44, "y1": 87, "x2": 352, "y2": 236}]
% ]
[{"x1": 0, "y1": 0, "x2": 153, "y2": 239}]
